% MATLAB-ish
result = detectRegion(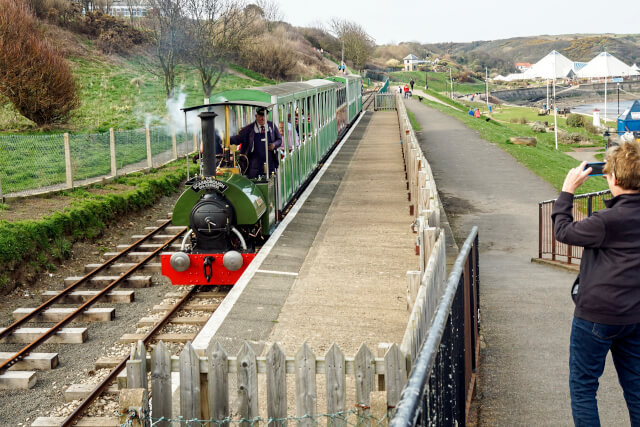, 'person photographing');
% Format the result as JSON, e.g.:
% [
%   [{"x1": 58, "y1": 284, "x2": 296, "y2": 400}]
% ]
[{"x1": 552, "y1": 141, "x2": 640, "y2": 426}]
